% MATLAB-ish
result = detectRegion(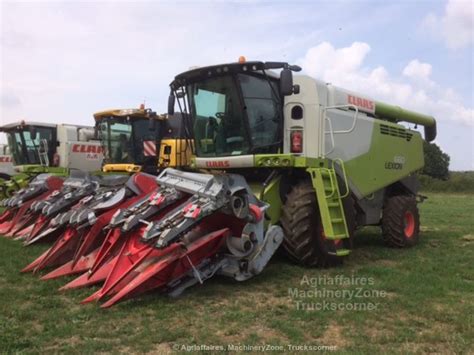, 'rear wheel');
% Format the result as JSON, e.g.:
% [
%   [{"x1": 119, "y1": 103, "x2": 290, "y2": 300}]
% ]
[
  {"x1": 280, "y1": 181, "x2": 355, "y2": 267},
  {"x1": 382, "y1": 195, "x2": 420, "y2": 247}
]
